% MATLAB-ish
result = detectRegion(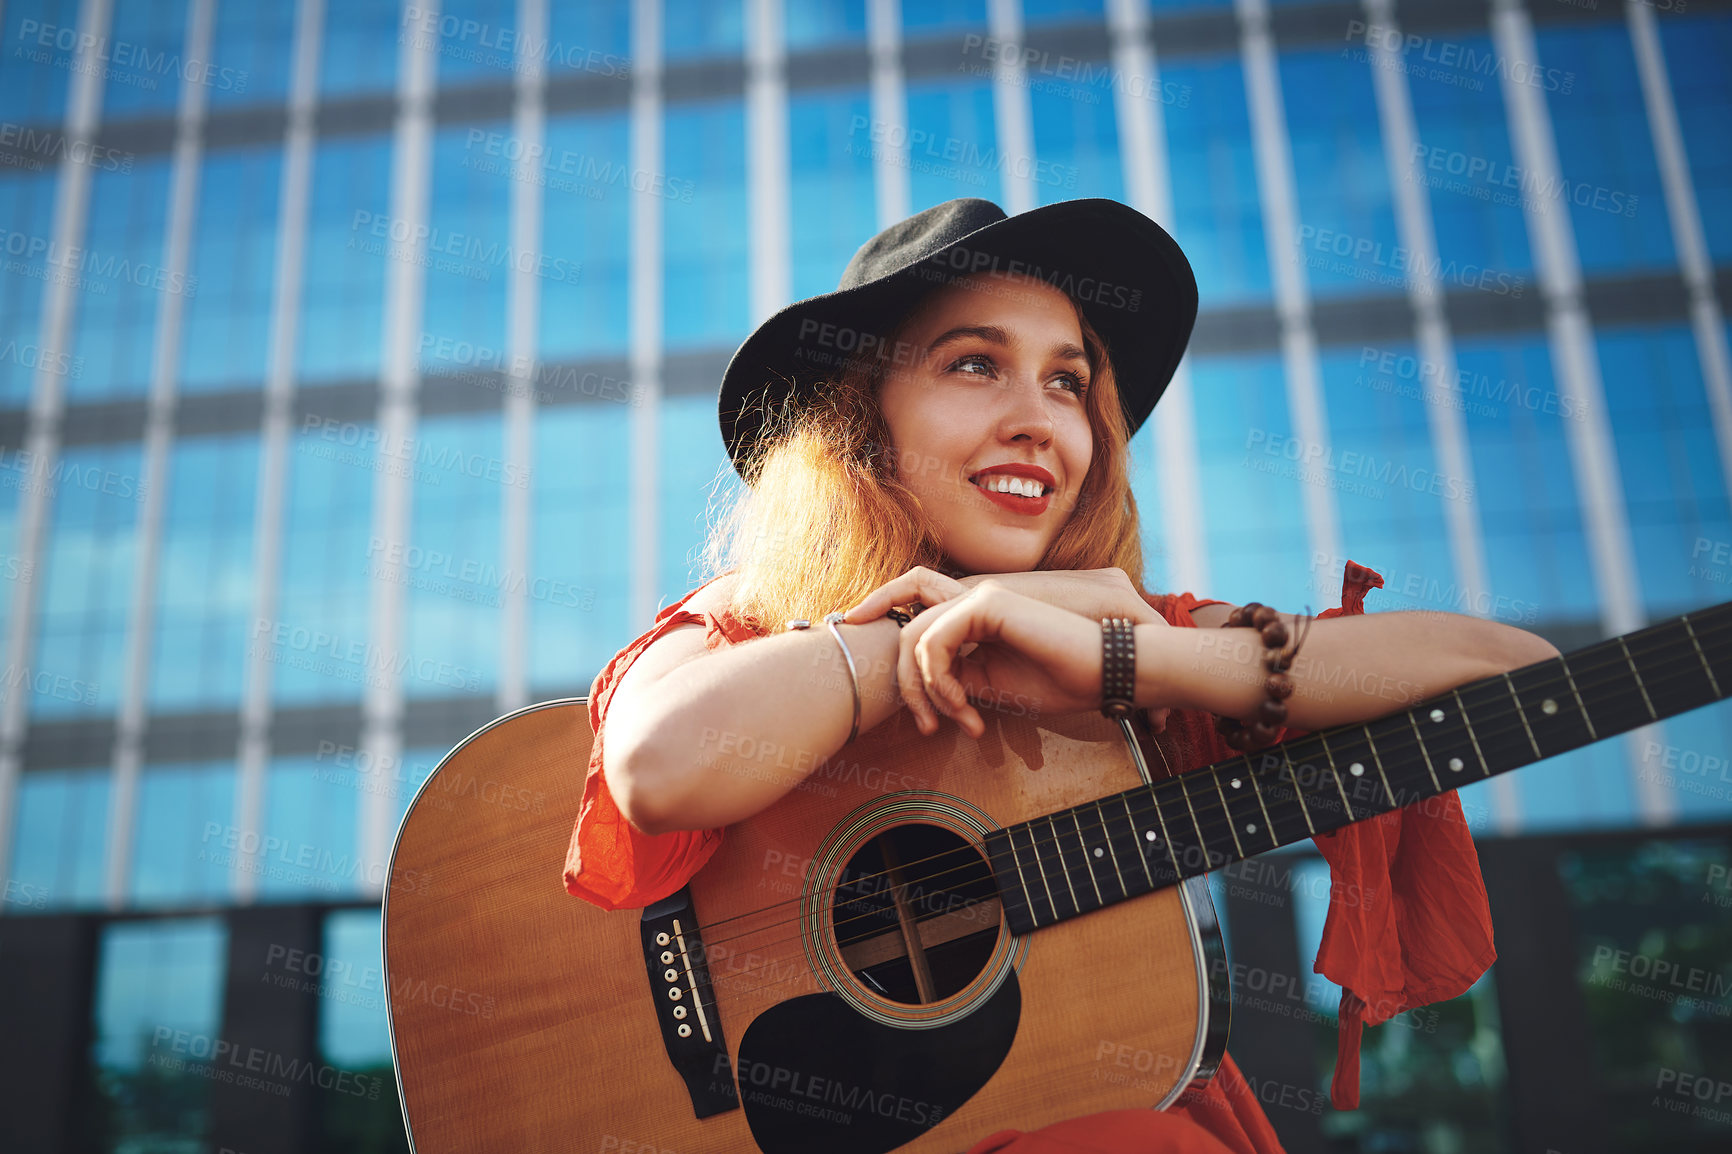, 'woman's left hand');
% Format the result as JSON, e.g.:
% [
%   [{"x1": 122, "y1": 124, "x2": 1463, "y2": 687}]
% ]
[{"x1": 859, "y1": 580, "x2": 1120, "y2": 739}]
